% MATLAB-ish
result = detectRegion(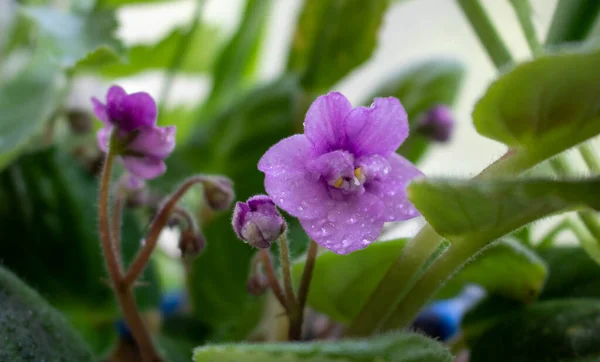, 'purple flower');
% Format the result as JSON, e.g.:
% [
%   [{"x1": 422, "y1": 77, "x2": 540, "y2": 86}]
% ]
[
  {"x1": 258, "y1": 92, "x2": 423, "y2": 254},
  {"x1": 92, "y1": 85, "x2": 176, "y2": 180},
  {"x1": 232, "y1": 195, "x2": 286, "y2": 249},
  {"x1": 417, "y1": 105, "x2": 454, "y2": 143}
]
